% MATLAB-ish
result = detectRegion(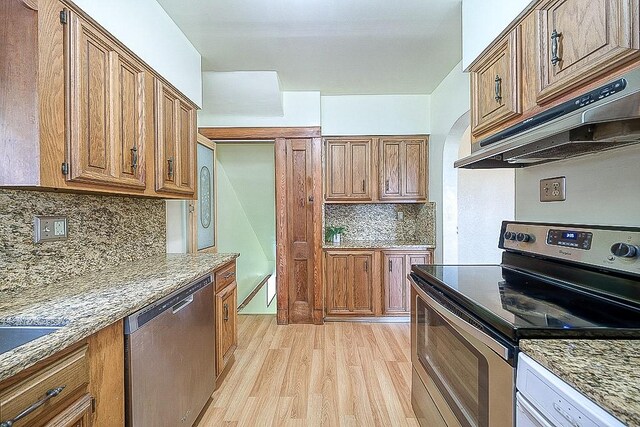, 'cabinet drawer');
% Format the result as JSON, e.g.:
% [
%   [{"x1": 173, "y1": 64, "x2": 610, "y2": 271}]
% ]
[
  {"x1": 1, "y1": 346, "x2": 89, "y2": 426},
  {"x1": 215, "y1": 262, "x2": 236, "y2": 293}
]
